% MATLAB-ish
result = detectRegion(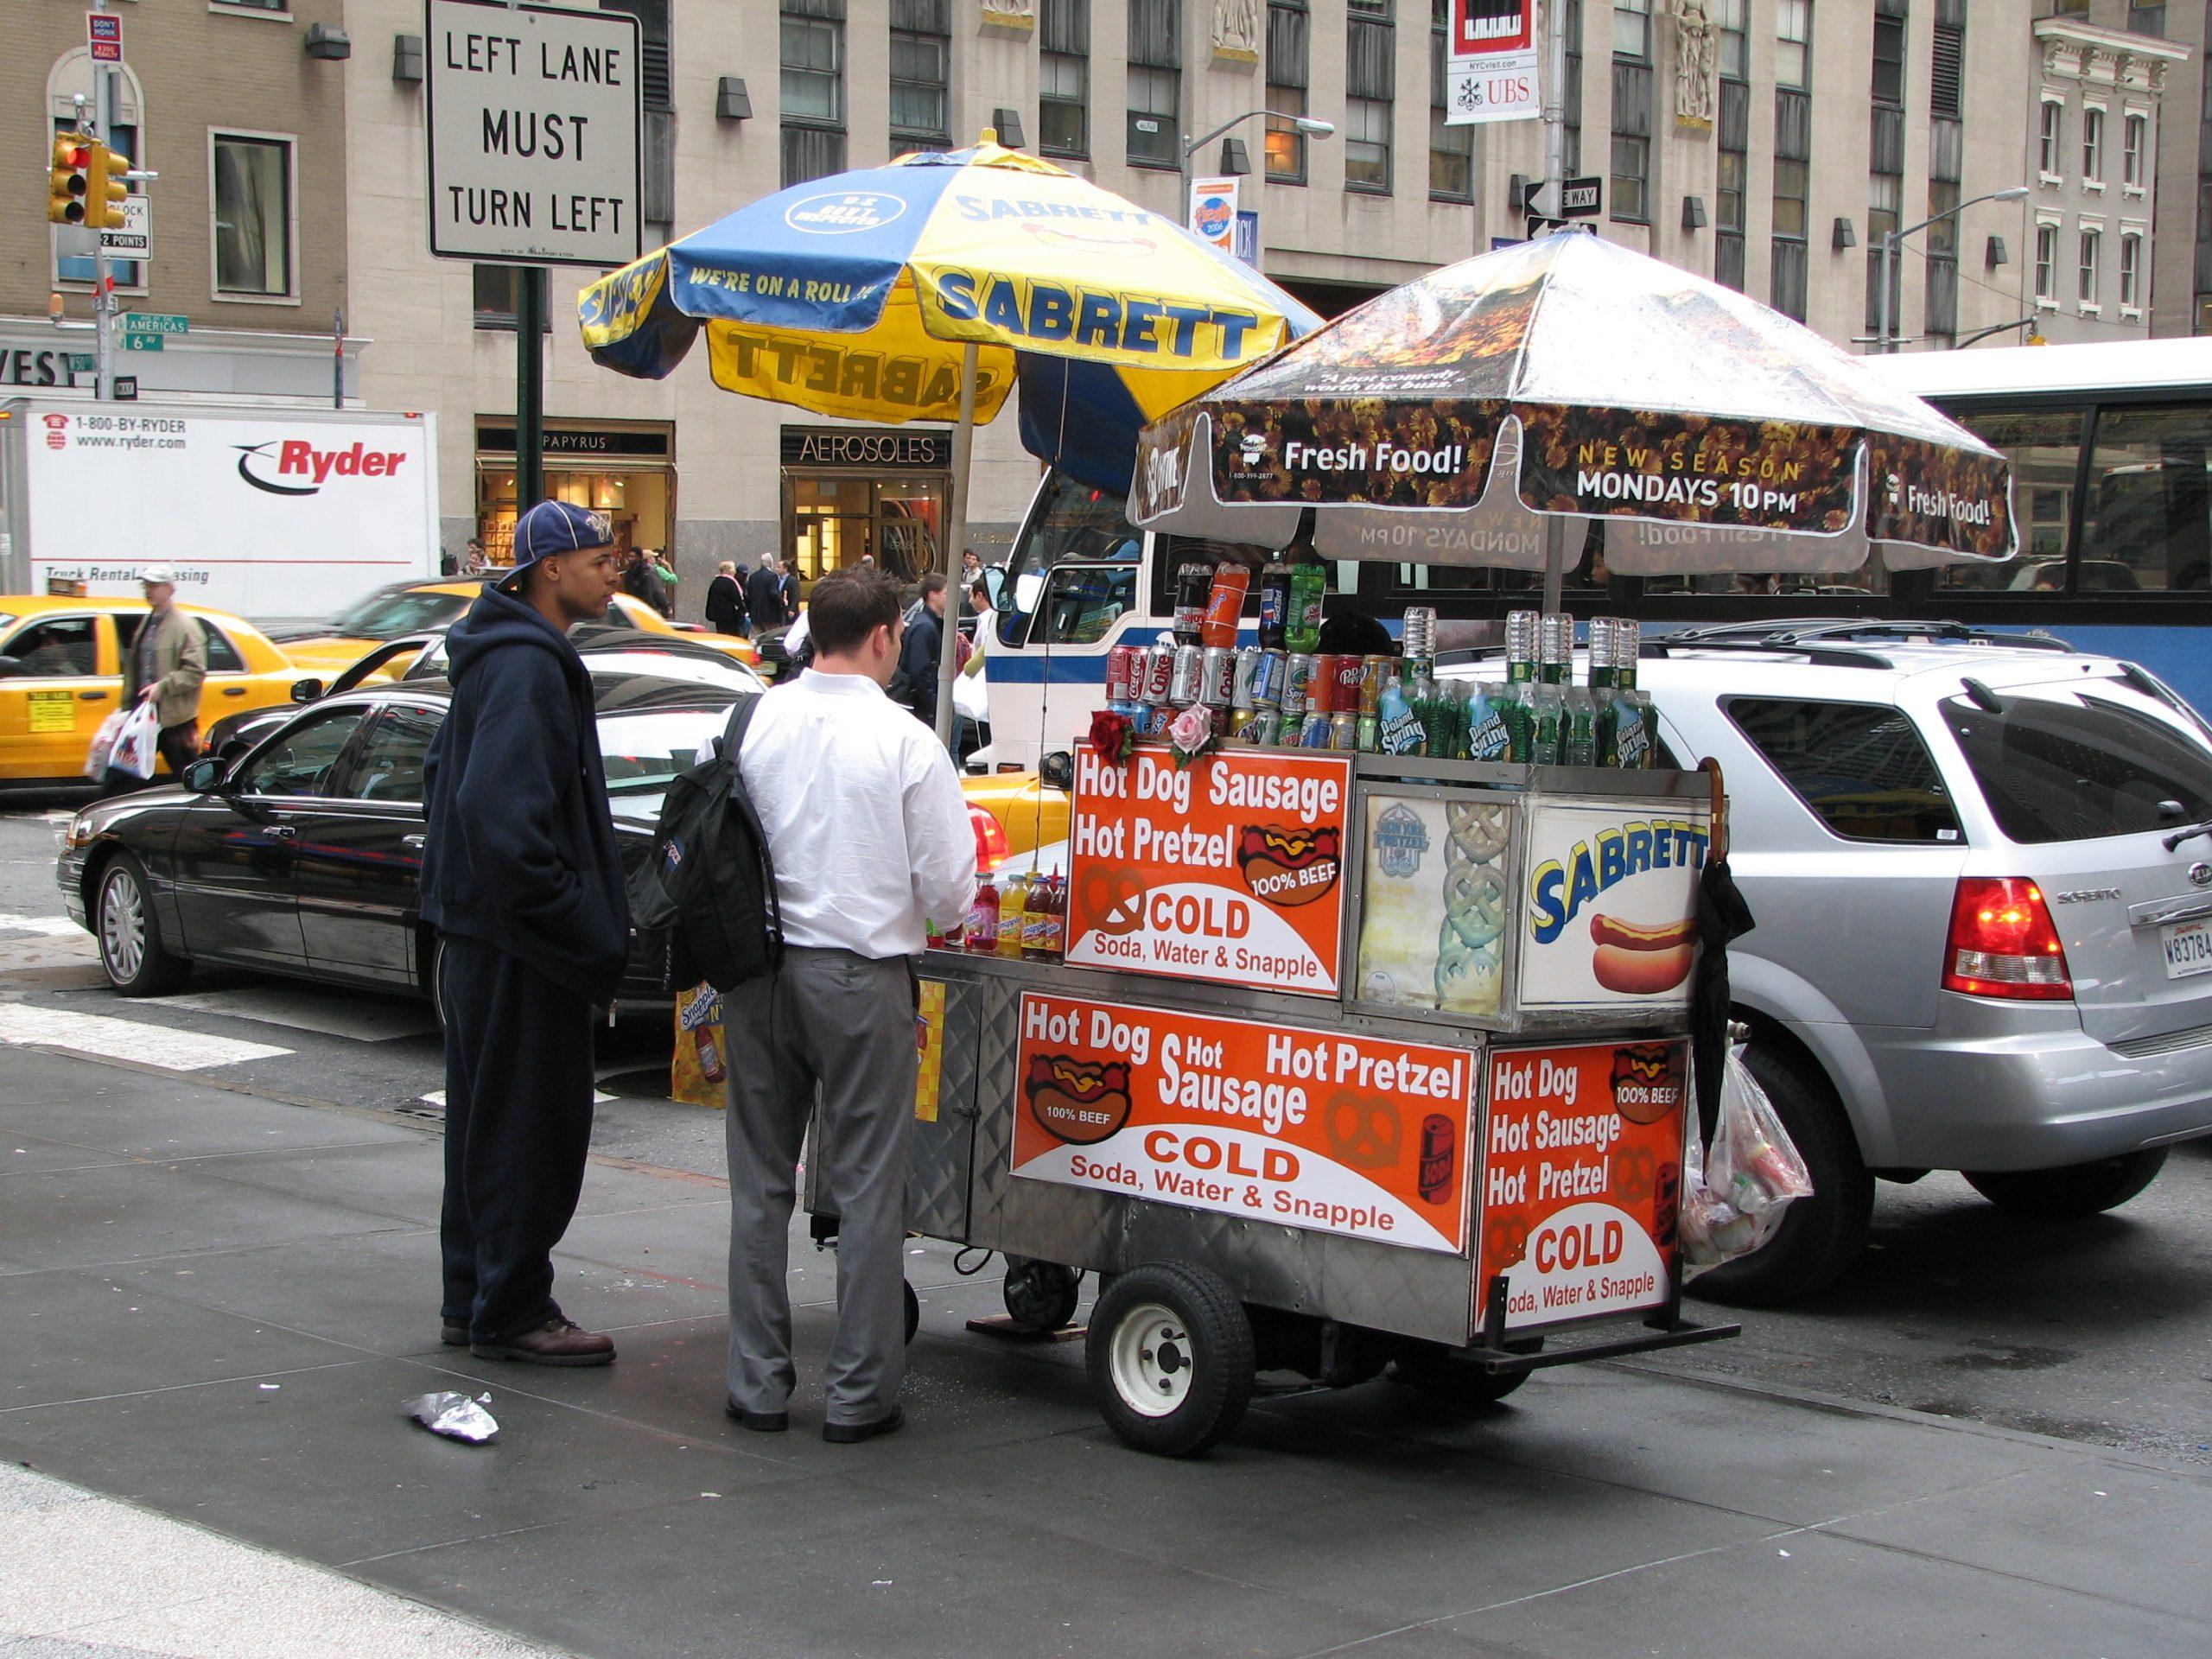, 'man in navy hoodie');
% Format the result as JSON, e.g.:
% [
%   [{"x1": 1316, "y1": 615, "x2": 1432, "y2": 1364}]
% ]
[{"x1": 422, "y1": 500, "x2": 630, "y2": 1365}]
